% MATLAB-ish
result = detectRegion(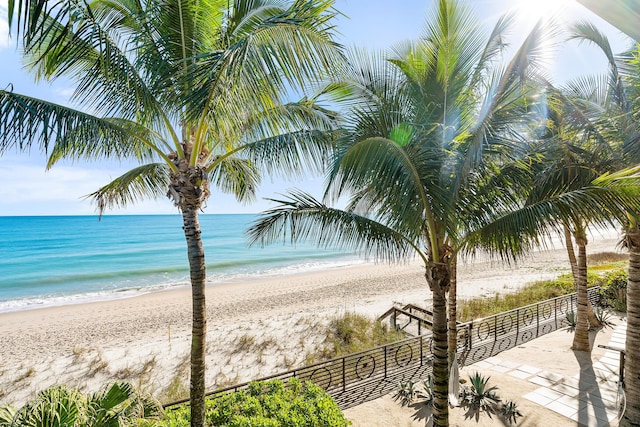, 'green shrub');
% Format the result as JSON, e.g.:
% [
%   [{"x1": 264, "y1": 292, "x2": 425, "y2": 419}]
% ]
[
  {"x1": 597, "y1": 269, "x2": 627, "y2": 312},
  {"x1": 155, "y1": 379, "x2": 350, "y2": 427}
]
